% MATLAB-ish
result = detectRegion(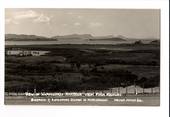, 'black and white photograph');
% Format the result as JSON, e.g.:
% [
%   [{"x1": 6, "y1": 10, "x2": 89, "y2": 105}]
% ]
[
  {"x1": 4, "y1": 8, "x2": 161, "y2": 106},
  {"x1": 0, "y1": 0, "x2": 169, "y2": 117}
]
